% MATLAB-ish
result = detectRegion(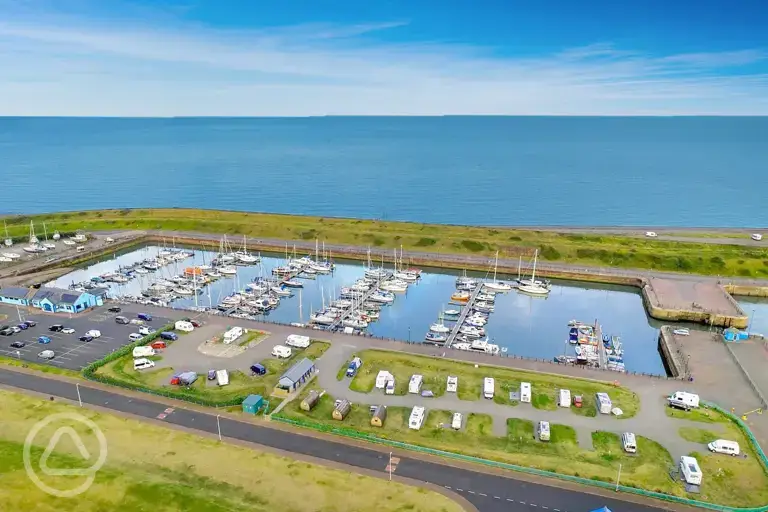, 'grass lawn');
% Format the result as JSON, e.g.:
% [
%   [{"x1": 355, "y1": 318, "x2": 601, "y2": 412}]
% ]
[
  {"x1": 281, "y1": 387, "x2": 680, "y2": 496},
  {"x1": 0, "y1": 355, "x2": 82, "y2": 379},
  {"x1": 237, "y1": 330, "x2": 268, "y2": 347},
  {"x1": 5, "y1": 208, "x2": 768, "y2": 277},
  {"x1": 678, "y1": 427, "x2": 719, "y2": 444},
  {"x1": 347, "y1": 349, "x2": 639, "y2": 418},
  {"x1": 0, "y1": 390, "x2": 462, "y2": 512},
  {"x1": 665, "y1": 405, "x2": 720, "y2": 423}
]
